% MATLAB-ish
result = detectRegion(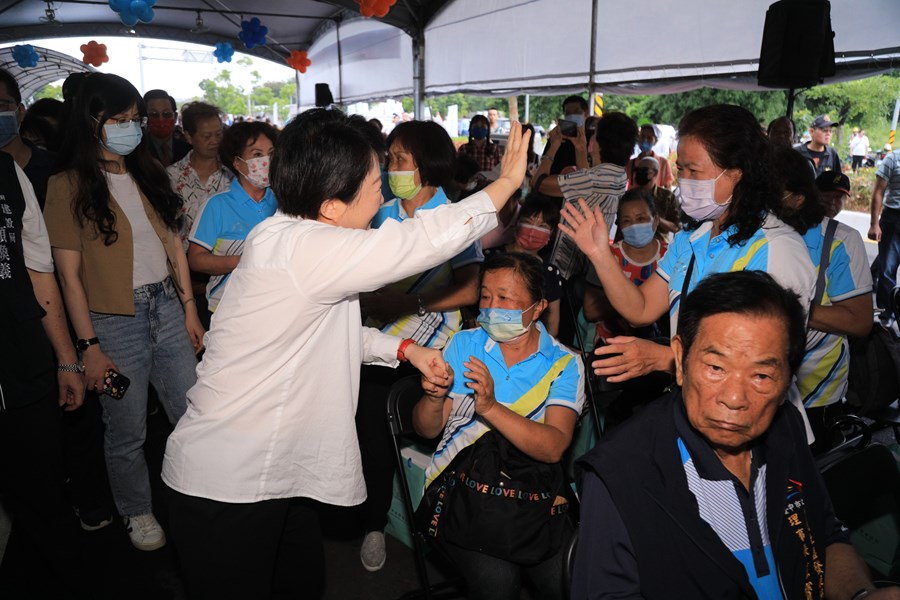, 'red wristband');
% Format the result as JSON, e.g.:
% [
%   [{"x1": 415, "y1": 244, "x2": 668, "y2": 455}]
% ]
[{"x1": 397, "y1": 338, "x2": 415, "y2": 362}]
